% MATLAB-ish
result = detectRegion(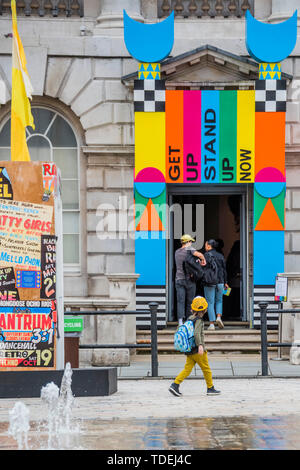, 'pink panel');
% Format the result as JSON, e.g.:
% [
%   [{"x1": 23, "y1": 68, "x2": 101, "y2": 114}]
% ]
[
  {"x1": 255, "y1": 167, "x2": 286, "y2": 183},
  {"x1": 135, "y1": 167, "x2": 165, "y2": 183},
  {"x1": 183, "y1": 90, "x2": 201, "y2": 183}
]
